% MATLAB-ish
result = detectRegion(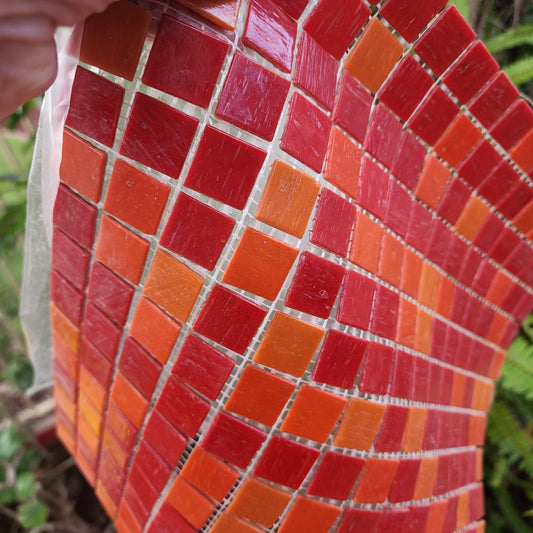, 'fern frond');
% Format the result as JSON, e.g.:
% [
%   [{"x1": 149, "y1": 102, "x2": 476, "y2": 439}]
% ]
[
  {"x1": 503, "y1": 56, "x2": 533, "y2": 86},
  {"x1": 502, "y1": 336, "x2": 533, "y2": 401},
  {"x1": 486, "y1": 24, "x2": 533, "y2": 54}
]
